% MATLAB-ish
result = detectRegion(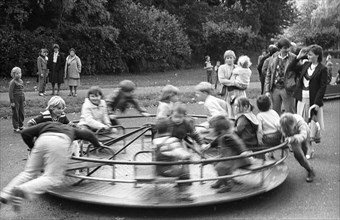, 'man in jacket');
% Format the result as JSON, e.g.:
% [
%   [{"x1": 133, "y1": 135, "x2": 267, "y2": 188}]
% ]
[{"x1": 264, "y1": 38, "x2": 297, "y2": 114}]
